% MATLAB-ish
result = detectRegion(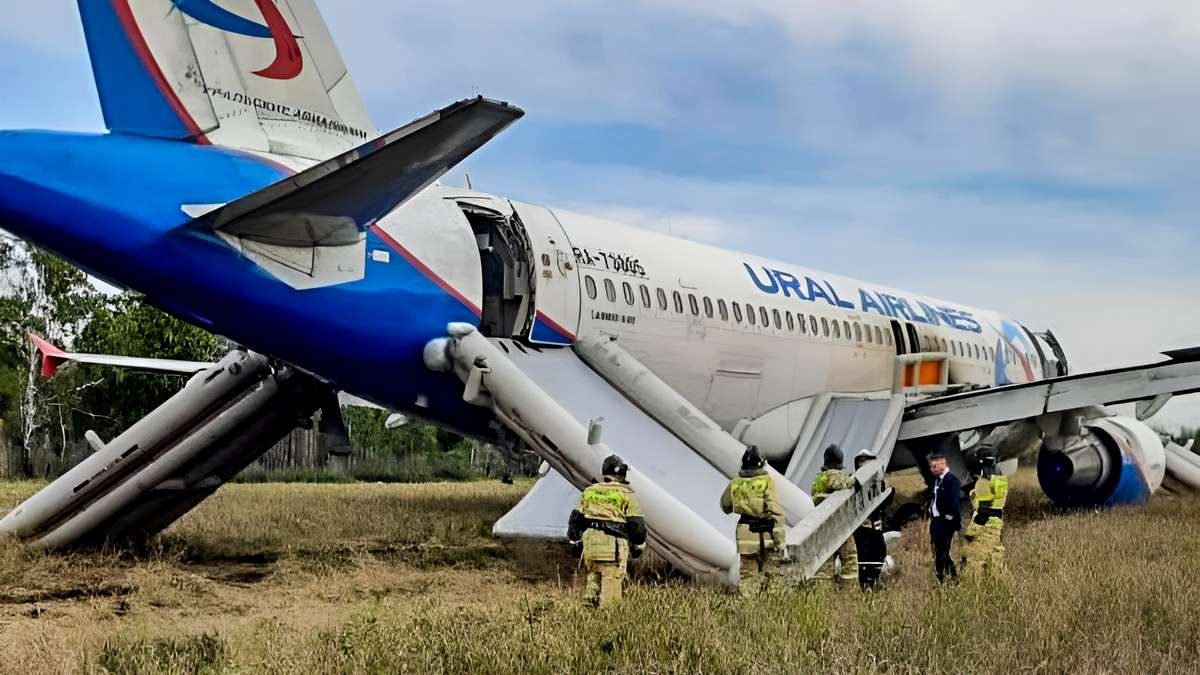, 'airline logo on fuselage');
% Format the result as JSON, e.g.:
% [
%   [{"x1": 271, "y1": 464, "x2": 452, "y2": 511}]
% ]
[
  {"x1": 743, "y1": 263, "x2": 982, "y2": 333},
  {"x1": 171, "y1": 0, "x2": 303, "y2": 80}
]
